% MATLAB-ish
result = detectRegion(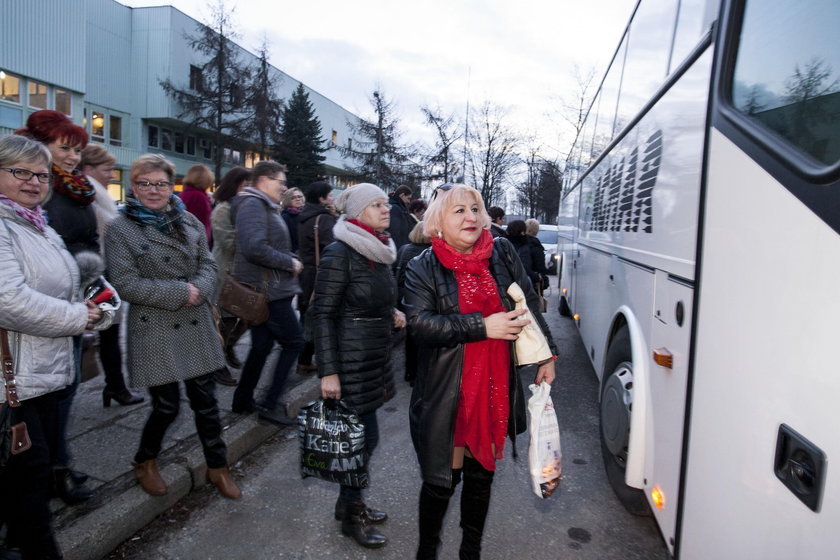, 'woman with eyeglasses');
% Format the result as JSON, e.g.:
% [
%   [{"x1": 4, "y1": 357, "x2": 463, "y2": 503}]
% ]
[
  {"x1": 104, "y1": 154, "x2": 241, "y2": 500},
  {"x1": 311, "y1": 183, "x2": 405, "y2": 549},
  {"x1": 403, "y1": 184, "x2": 556, "y2": 559},
  {"x1": 15, "y1": 109, "x2": 99, "y2": 504},
  {"x1": 280, "y1": 187, "x2": 305, "y2": 253},
  {"x1": 0, "y1": 134, "x2": 105, "y2": 559}
]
